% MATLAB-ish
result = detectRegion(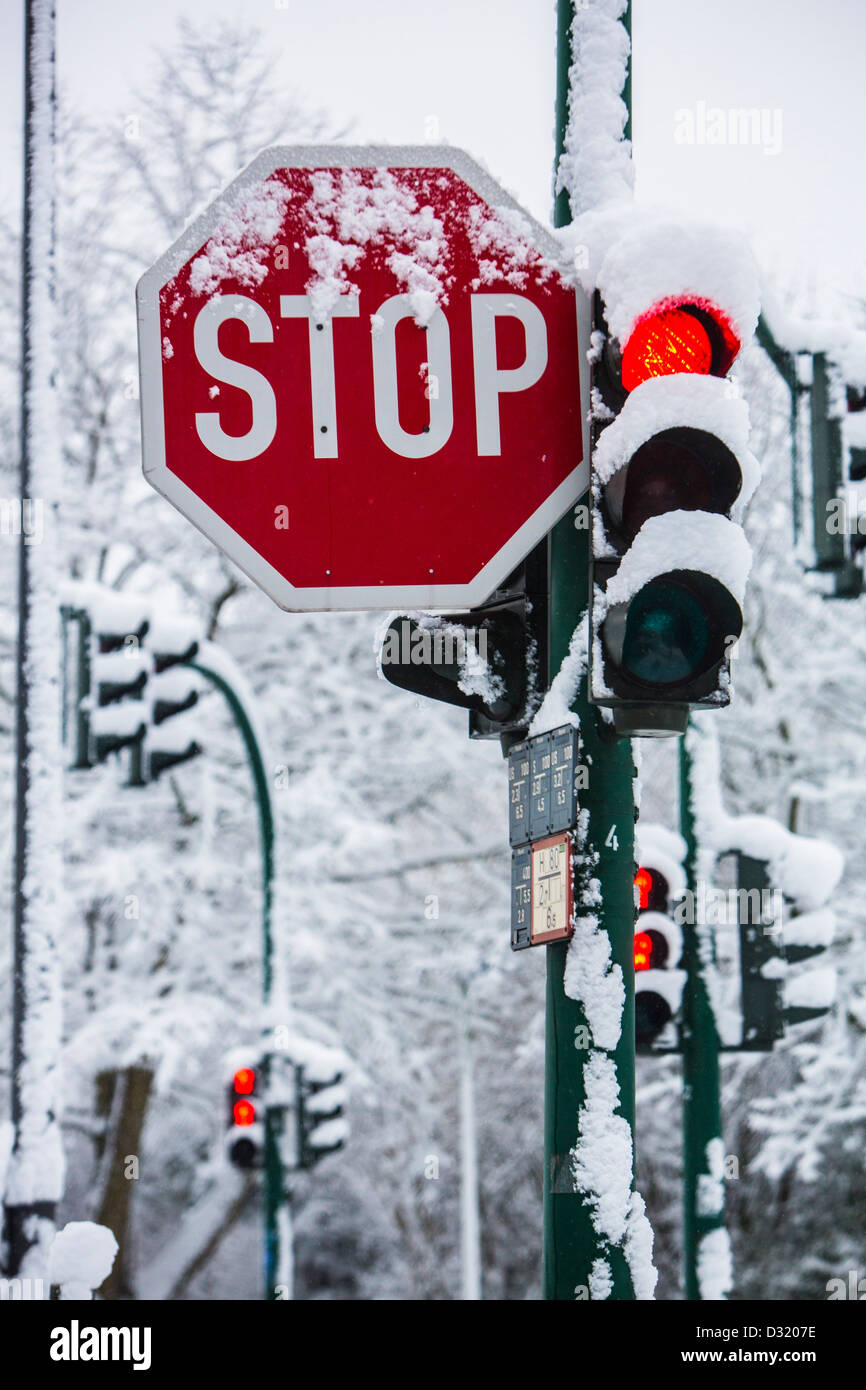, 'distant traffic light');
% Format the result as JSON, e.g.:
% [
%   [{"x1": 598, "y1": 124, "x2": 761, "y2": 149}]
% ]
[
  {"x1": 589, "y1": 263, "x2": 760, "y2": 736},
  {"x1": 296, "y1": 1057, "x2": 348, "y2": 1170},
  {"x1": 84, "y1": 595, "x2": 151, "y2": 769},
  {"x1": 227, "y1": 1062, "x2": 262, "y2": 1170},
  {"x1": 143, "y1": 617, "x2": 202, "y2": 781},
  {"x1": 634, "y1": 914, "x2": 685, "y2": 1050},
  {"x1": 736, "y1": 842, "x2": 839, "y2": 1049},
  {"x1": 633, "y1": 831, "x2": 687, "y2": 1051},
  {"x1": 60, "y1": 584, "x2": 203, "y2": 785}
]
